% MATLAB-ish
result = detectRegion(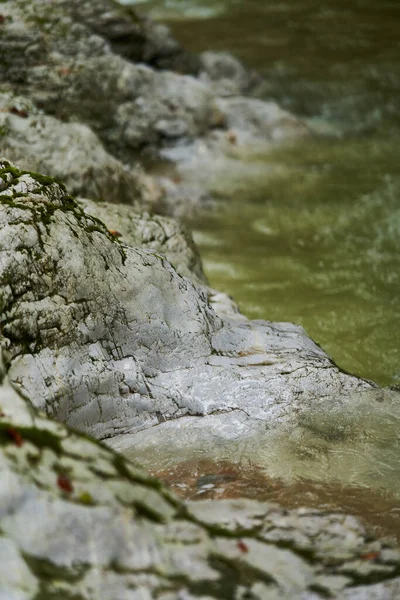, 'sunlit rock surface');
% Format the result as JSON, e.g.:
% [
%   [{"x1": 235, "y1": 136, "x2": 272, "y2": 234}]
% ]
[
  {"x1": 1, "y1": 161, "x2": 370, "y2": 449},
  {"x1": 78, "y1": 198, "x2": 235, "y2": 315},
  {"x1": 1, "y1": 357, "x2": 400, "y2": 600}
]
